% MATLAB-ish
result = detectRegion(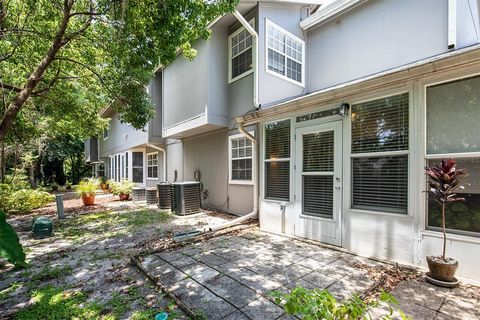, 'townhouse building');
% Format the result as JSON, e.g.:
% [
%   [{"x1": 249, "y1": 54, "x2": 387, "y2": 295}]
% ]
[{"x1": 86, "y1": 0, "x2": 480, "y2": 281}]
